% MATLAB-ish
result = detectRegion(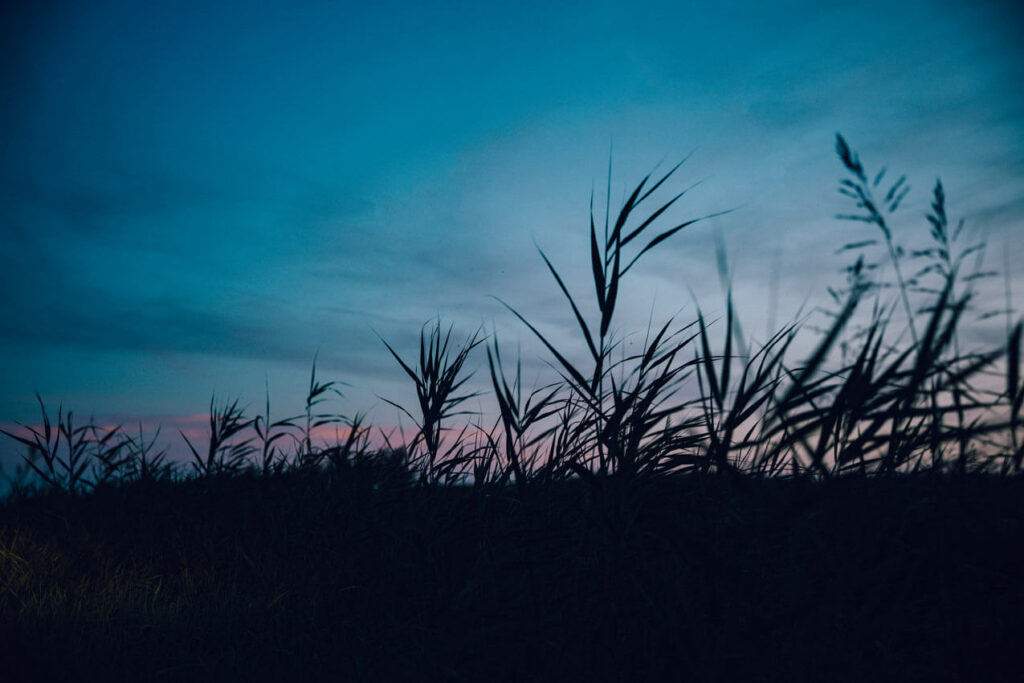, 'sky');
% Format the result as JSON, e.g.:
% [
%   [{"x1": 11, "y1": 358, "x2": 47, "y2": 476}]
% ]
[{"x1": 1, "y1": 0, "x2": 1022, "y2": 464}]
